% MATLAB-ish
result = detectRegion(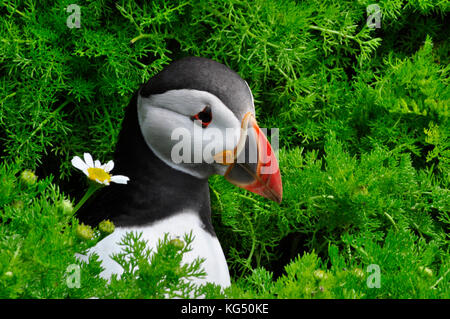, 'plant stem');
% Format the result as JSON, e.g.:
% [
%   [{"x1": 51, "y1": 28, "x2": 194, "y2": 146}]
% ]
[
  {"x1": 73, "y1": 183, "x2": 102, "y2": 214},
  {"x1": 383, "y1": 211, "x2": 398, "y2": 231},
  {"x1": 16, "y1": 98, "x2": 73, "y2": 153},
  {"x1": 430, "y1": 270, "x2": 450, "y2": 290},
  {"x1": 130, "y1": 33, "x2": 153, "y2": 44},
  {"x1": 308, "y1": 25, "x2": 357, "y2": 40}
]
